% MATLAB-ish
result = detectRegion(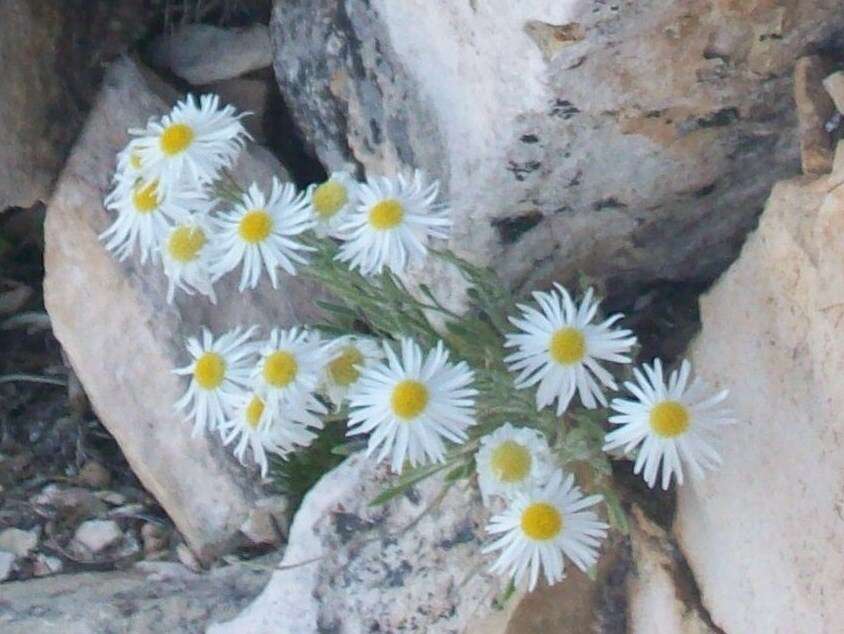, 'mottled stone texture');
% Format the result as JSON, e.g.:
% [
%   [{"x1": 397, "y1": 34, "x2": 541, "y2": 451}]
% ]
[
  {"x1": 210, "y1": 453, "x2": 625, "y2": 633},
  {"x1": 675, "y1": 152, "x2": 844, "y2": 631},
  {"x1": 270, "y1": 0, "x2": 843, "y2": 295},
  {"x1": 43, "y1": 58, "x2": 317, "y2": 562},
  {"x1": 0, "y1": 559, "x2": 275, "y2": 633}
]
